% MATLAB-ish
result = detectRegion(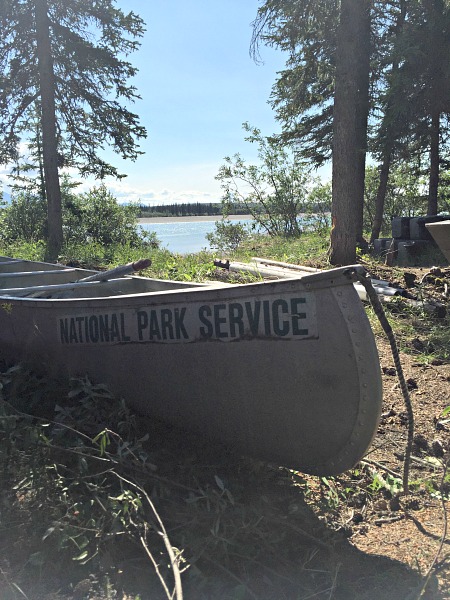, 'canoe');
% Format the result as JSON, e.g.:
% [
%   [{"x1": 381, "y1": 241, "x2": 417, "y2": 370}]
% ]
[
  {"x1": 425, "y1": 220, "x2": 450, "y2": 263},
  {"x1": 0, "y1": 256, "x2": 383, "y2": 476}
]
